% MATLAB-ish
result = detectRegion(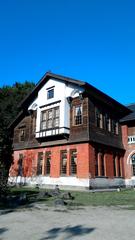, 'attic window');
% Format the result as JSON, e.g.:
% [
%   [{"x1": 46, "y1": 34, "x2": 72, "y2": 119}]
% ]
[{"x1": 47, "y1": 88, "x2": 54, "y2": 99}]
